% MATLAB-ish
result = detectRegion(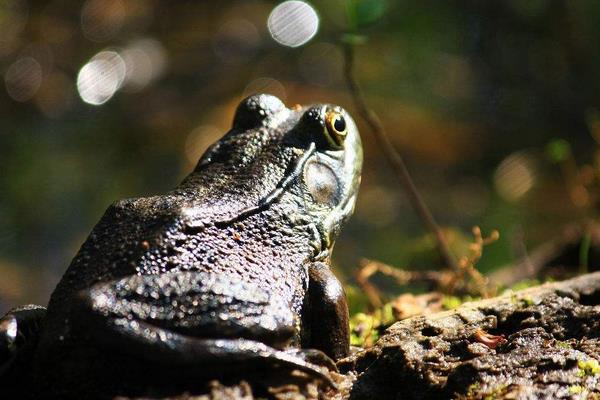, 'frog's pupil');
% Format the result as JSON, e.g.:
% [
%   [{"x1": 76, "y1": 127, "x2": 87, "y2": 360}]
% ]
[{"x1": 334, "y1": 116, "x2": 346, "y2": 132}]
